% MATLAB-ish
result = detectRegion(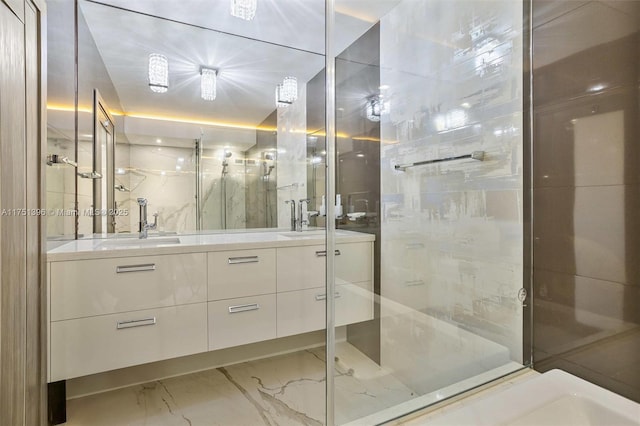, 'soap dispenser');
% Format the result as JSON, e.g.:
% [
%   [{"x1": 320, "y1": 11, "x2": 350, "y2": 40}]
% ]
[
  {"x1": 319, "y1": 195, "x2": 326, "y2": 216},
  {"x1": 335, "y1": 194, "x2": 343, "y2": 217}
]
